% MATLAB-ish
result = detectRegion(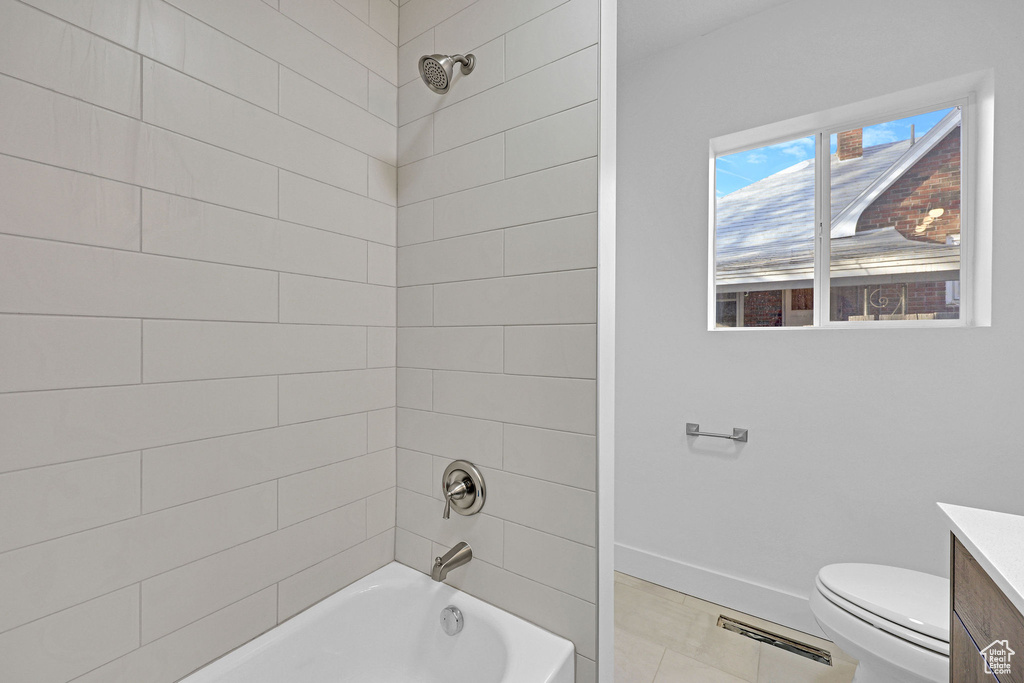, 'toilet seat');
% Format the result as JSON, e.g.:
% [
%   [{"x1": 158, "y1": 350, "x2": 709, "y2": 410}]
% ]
[
  {"x1": 816, "y1": 577, "x2": 949, "y2": 656},
  {"x1": 810, "y1": 585, "x2": 948, "y2": 683},
  {"x1": 817, "y1": 563, "x2": 949, "y2": 643},
  {"x1": 814, "y1": 563, "x2": 949, "y2": 657}
]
